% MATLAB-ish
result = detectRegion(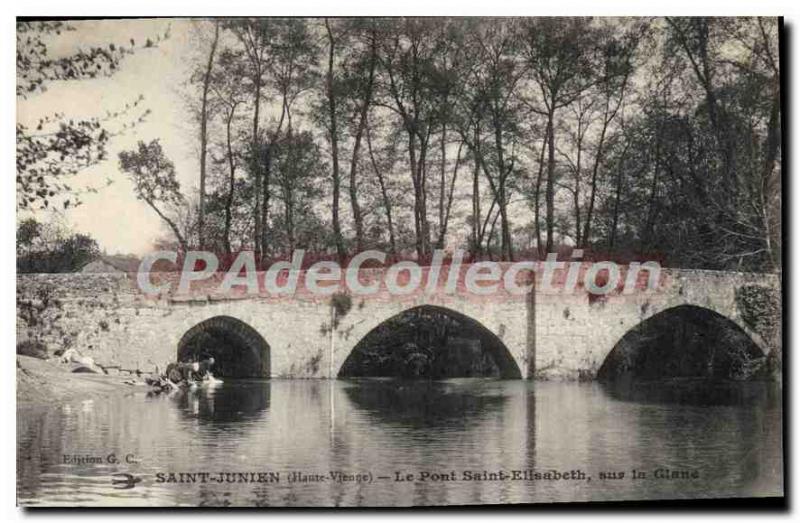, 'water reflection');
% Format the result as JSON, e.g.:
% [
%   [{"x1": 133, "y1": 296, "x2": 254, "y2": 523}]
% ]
[
  {"x1": 17, "y1": 378, "x2": 782, "y2": 507},
  {"x1": 170, "y1": 380, "x2": 271, "y2": 424},
  {"x1": 600, "y1": 378, "x2": 782, "y2": 407},
  {"x1": 340, "y1": 379, "x2": 509, "y2": 427}
]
